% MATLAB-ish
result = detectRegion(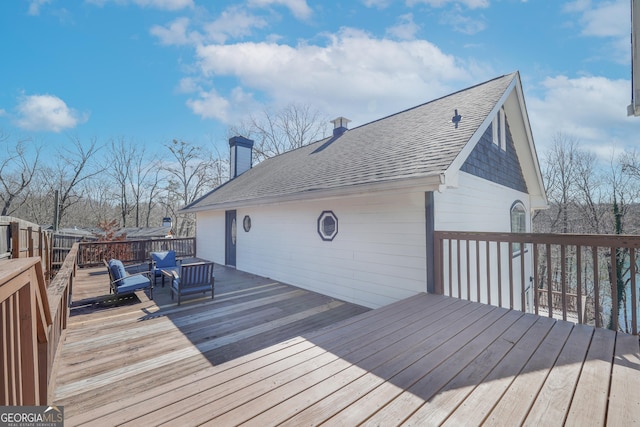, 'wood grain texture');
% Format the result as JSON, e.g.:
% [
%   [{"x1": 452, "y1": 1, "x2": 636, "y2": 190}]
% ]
[{"x1": 55, "y1": 265, "x2": 640, "y2": 426}]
